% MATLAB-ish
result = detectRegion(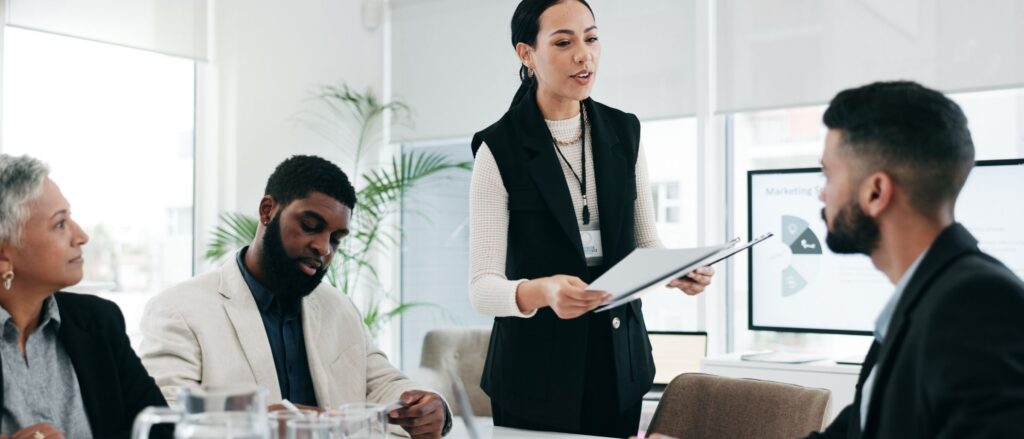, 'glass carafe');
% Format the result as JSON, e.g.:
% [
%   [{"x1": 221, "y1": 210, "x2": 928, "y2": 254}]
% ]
[{"x1": 132, "y1": 384, "x2": 269, "y2": 439}]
